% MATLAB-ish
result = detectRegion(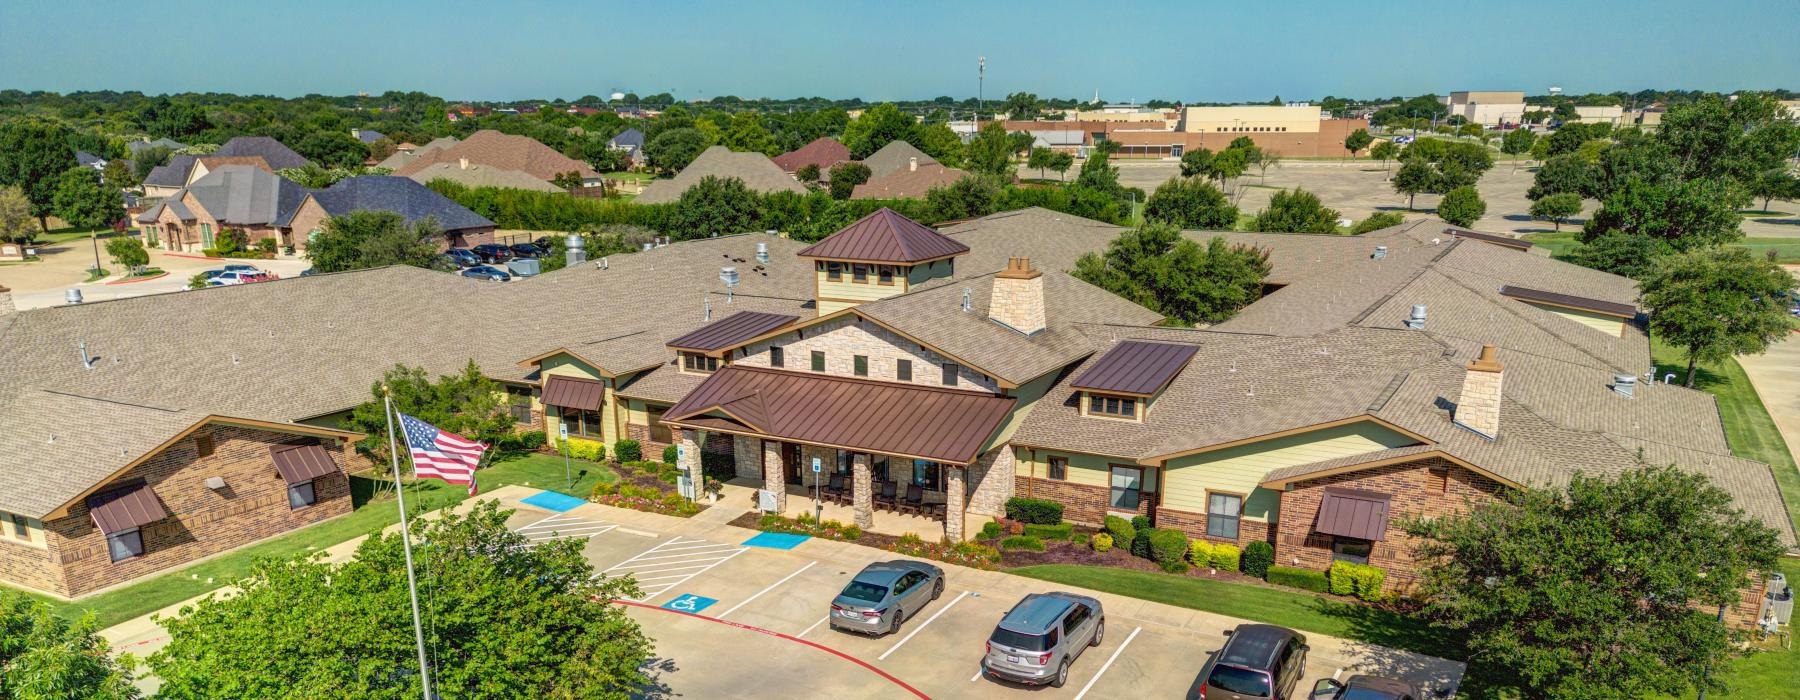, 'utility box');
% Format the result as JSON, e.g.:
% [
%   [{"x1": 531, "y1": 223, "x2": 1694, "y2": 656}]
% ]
[
  {"x1": 507, "y1": 258, "x2": 541, "y2": 277},
  {"x1": 758, "y1": 489, "x2": 779, "y2": 513}
]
